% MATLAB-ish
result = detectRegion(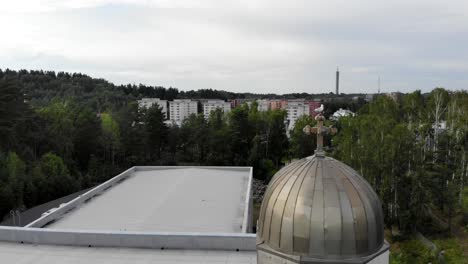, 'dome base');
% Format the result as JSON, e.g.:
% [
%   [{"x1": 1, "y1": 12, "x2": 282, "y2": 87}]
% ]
[{"x1": 257, "y1": 242, "x2": 389, "y2": 264}]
